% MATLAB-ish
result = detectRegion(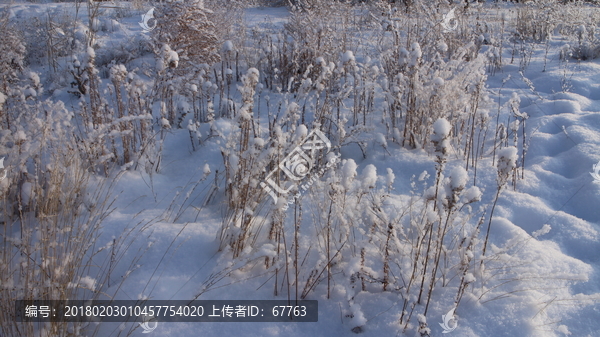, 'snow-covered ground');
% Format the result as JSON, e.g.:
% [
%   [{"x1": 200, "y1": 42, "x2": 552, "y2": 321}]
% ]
[{"x1": 1, "y1": 1, "x2": 600, "y2": 336}]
